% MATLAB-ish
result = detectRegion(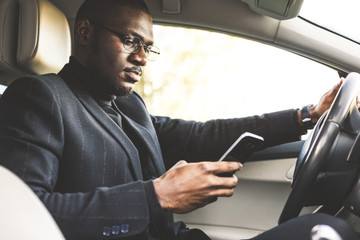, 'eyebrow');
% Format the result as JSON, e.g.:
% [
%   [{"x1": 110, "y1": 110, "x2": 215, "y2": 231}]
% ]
[{"x1": 128, "y1": 30, "x2": 154, "y2": 45}]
